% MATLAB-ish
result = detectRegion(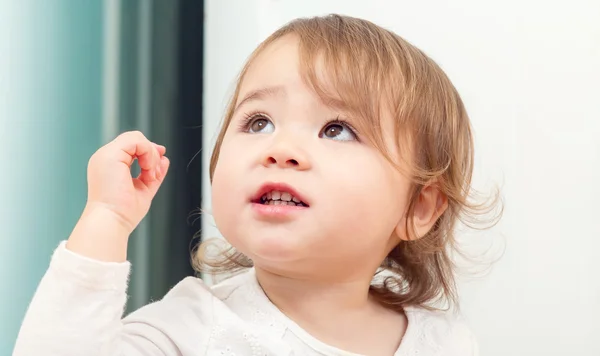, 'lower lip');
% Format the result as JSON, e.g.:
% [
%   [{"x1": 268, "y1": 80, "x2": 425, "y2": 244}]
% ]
[{"x1": 251, "y1": 202, "x2": 308, "y2": 219}]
